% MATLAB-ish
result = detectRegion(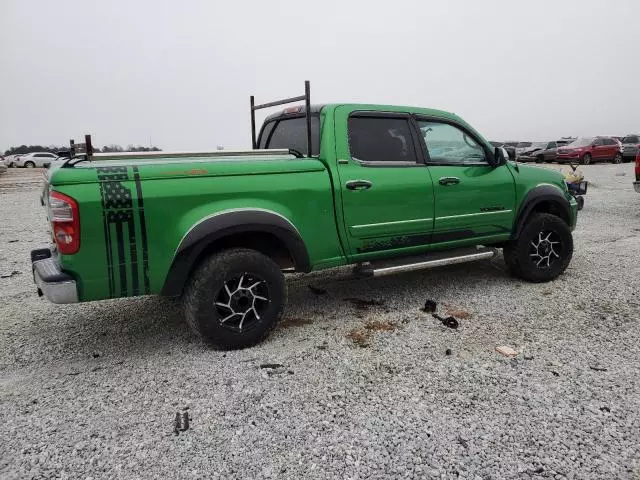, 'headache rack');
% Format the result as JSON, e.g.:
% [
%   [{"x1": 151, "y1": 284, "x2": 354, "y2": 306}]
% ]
[
  {"x1": 250, "y1": 80, "x2": 312, "y2": 157},
  {"x1": 61, "y1": 81, "x2": 313, "y2": 168}
]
